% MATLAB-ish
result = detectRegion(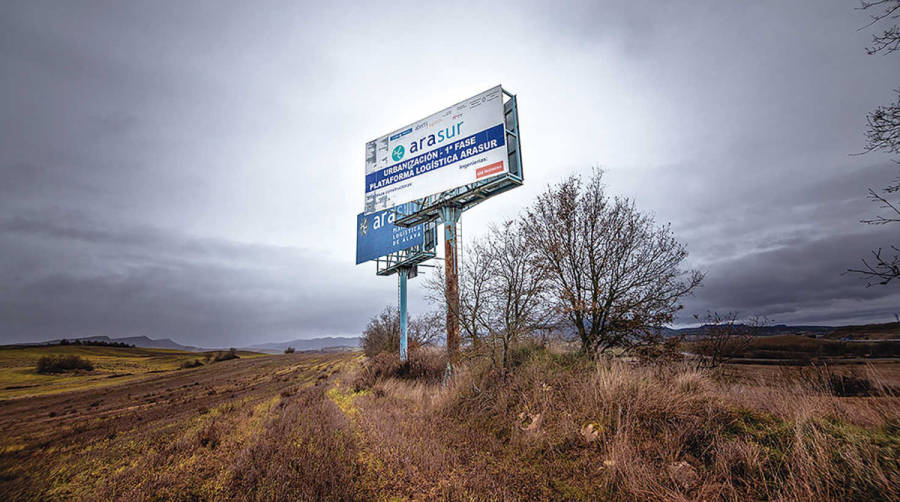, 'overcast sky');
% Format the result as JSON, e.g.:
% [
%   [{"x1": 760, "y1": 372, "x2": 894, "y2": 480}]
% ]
[{"x1": 2, "y1": 1, "x2": 898, "y2": 346}]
